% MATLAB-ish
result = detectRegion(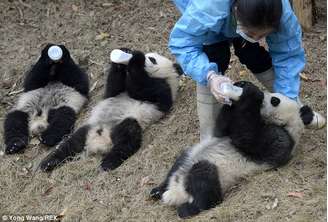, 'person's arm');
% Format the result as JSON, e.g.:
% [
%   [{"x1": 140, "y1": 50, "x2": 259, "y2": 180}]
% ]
[
  {"x1": 169, "y1": 0, "x2": 230, "y2": 85},
  {"x1": 266, "y1": 0, "x2": 306, "y2": 100}
]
